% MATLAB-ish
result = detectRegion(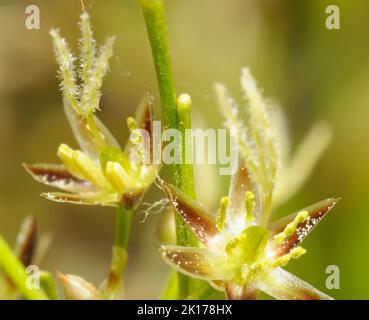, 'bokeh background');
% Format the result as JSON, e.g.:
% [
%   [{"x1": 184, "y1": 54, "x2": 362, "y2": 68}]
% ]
[{"x1": 0, "y1": 0, "x2": 368, "y2": 299}]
